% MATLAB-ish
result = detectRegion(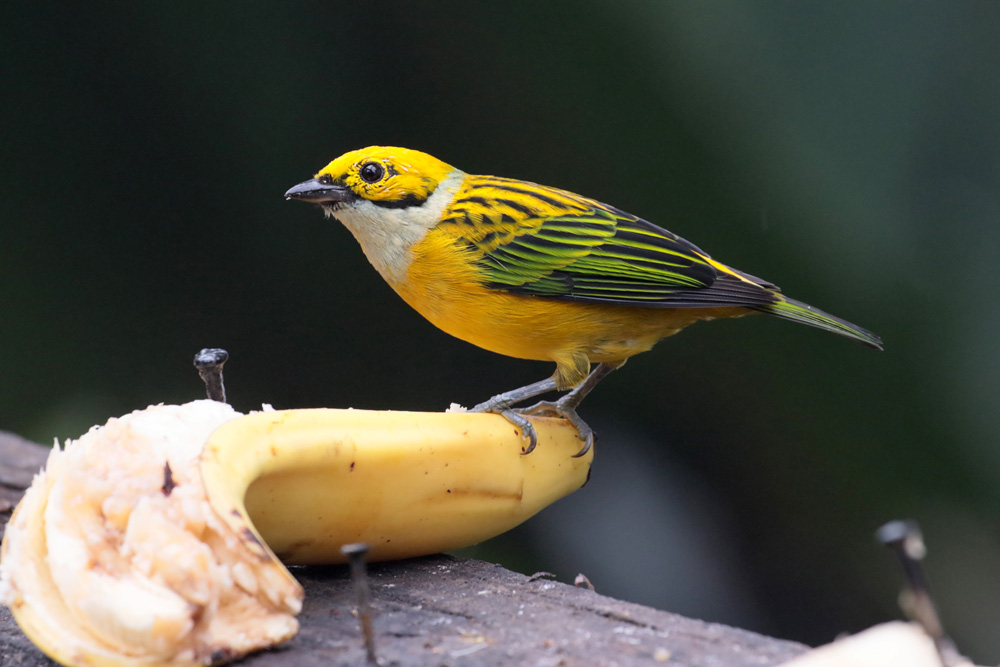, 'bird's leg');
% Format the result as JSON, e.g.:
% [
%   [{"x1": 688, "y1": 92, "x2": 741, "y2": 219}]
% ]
[
  {"x1": 470, "y1": 377, "x2": 558, "y2": 413},
  {"x1": 469, "y1": 377, "x2": 559, "y2": 454},
  {"x1": 519, "y1": 361, "x2": 626, "y2": 457}
]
